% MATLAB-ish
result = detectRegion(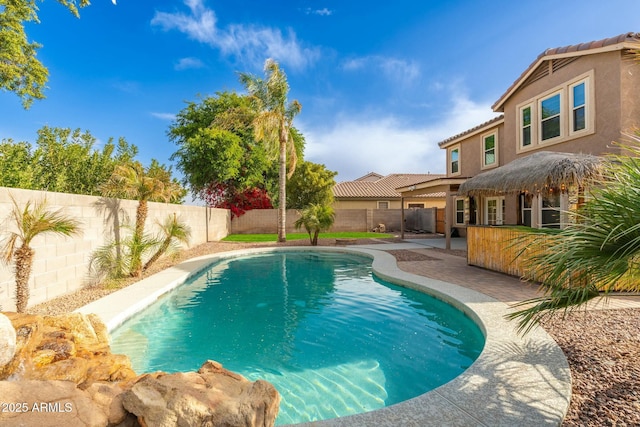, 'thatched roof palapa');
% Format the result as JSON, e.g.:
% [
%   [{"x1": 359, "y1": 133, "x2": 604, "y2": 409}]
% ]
[{"x1": 458, "y1": 151, "x2": 604, "y2": 197}]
